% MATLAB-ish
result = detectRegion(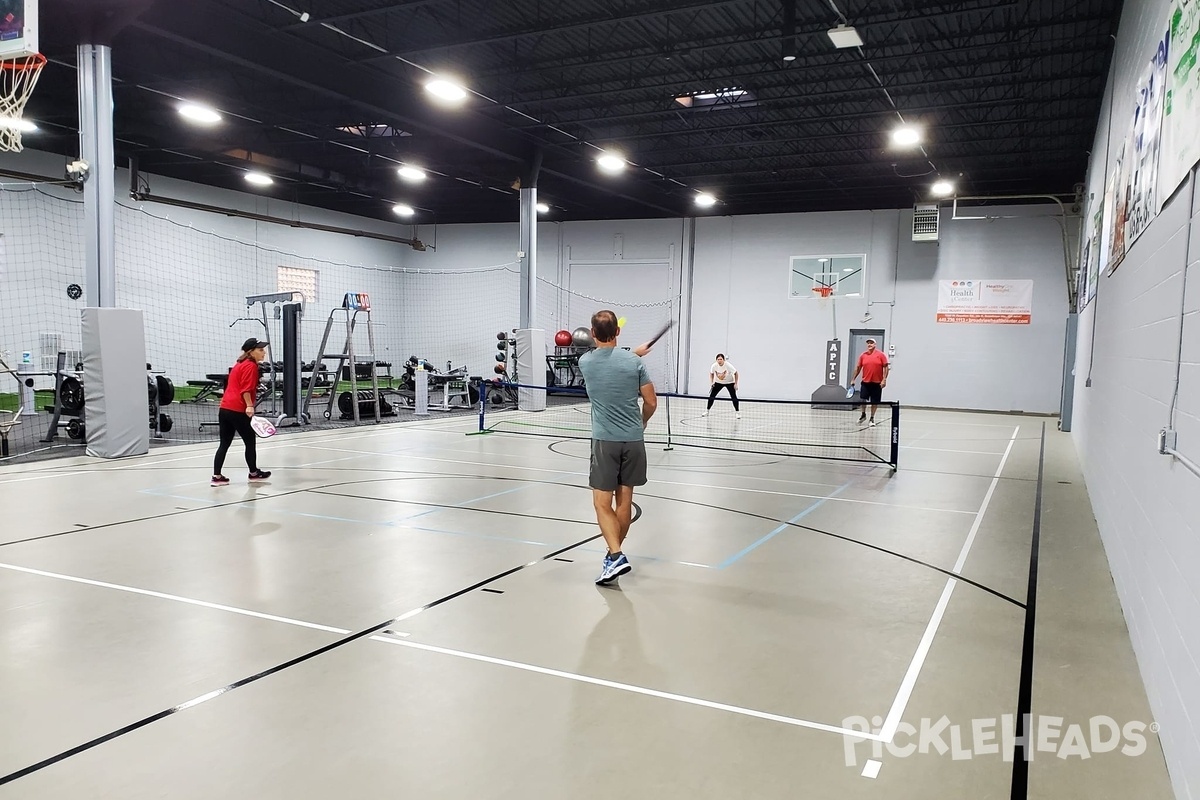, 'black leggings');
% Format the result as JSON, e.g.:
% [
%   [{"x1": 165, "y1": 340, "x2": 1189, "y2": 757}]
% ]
[
  {"x1": 707, "y1": 382, "x2": 739, "y2": 410},
  {"x1": 214, "y1": 408, "x2": 258, "y2": 475}
]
